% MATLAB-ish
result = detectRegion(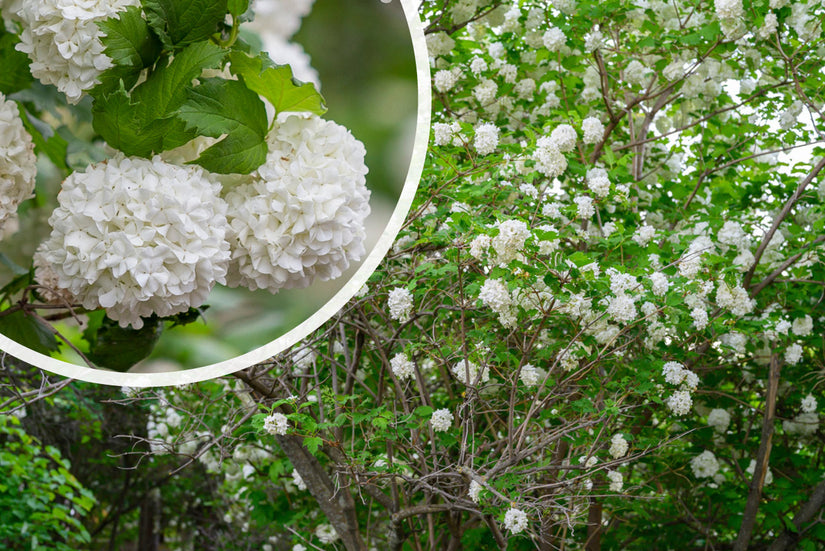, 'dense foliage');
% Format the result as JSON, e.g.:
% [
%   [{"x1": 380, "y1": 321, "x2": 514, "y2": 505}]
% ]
[{"x1": 3, "y1": 0, "x2": 825, "y2": 550}]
